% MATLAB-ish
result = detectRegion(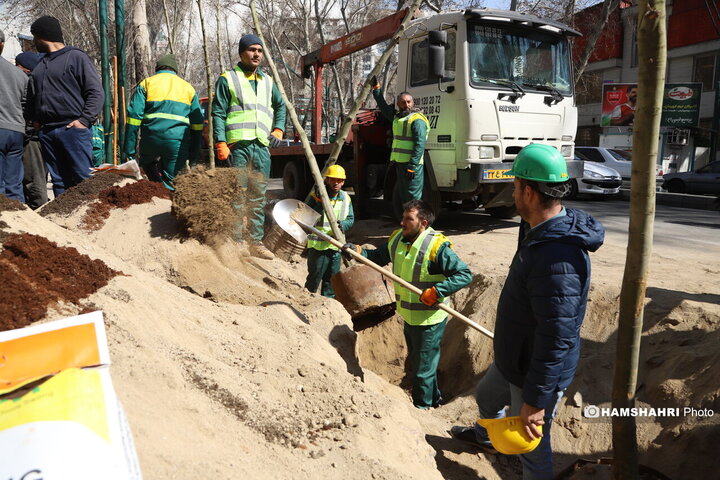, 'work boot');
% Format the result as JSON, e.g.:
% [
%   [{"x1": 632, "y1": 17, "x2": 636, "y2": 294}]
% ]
[
  {"x1": 450, "y1": 426, "x2": 497, "y2": 454},
  {"x1": 249, "y1": 242, "x2": 274, "y2": 260}
]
